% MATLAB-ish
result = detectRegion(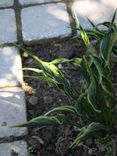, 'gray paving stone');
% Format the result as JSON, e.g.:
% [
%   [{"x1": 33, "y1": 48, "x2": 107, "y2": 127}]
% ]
[
  {"x1": 0, "y1": 0, "x2": 14, "y2": 7},
  {"x1": 0, "y1": 87, "x2": 27, "y2": 138},
  {"x1": 0, "y1": 141, "x2": 28, "y2": 156},
  {"x1": 0, "y1": 46, "x2": 23, "y2": 87},
  {"x1": 72, "y1": 0, "x2": 117, "y2": 29},
  {"x1": 0, "y1": 9, "x2": 17, "y2": 44},
  {"x1": 19, "y1": 0, "x2": 60, "y2": 5},
  {"x1": 21, "y1": 3, "x2": 71, "y2": 42}
]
